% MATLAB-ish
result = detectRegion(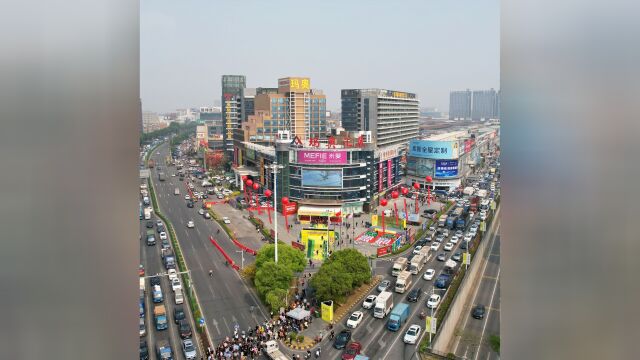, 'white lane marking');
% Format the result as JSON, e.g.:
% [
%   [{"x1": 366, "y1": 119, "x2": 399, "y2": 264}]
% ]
[
  {"x1": 452, "y1": 222, "x2": 501, "y2": 355},
  {"x1": 473, "y1": 267, "x2": 500, "y2": 360}
]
